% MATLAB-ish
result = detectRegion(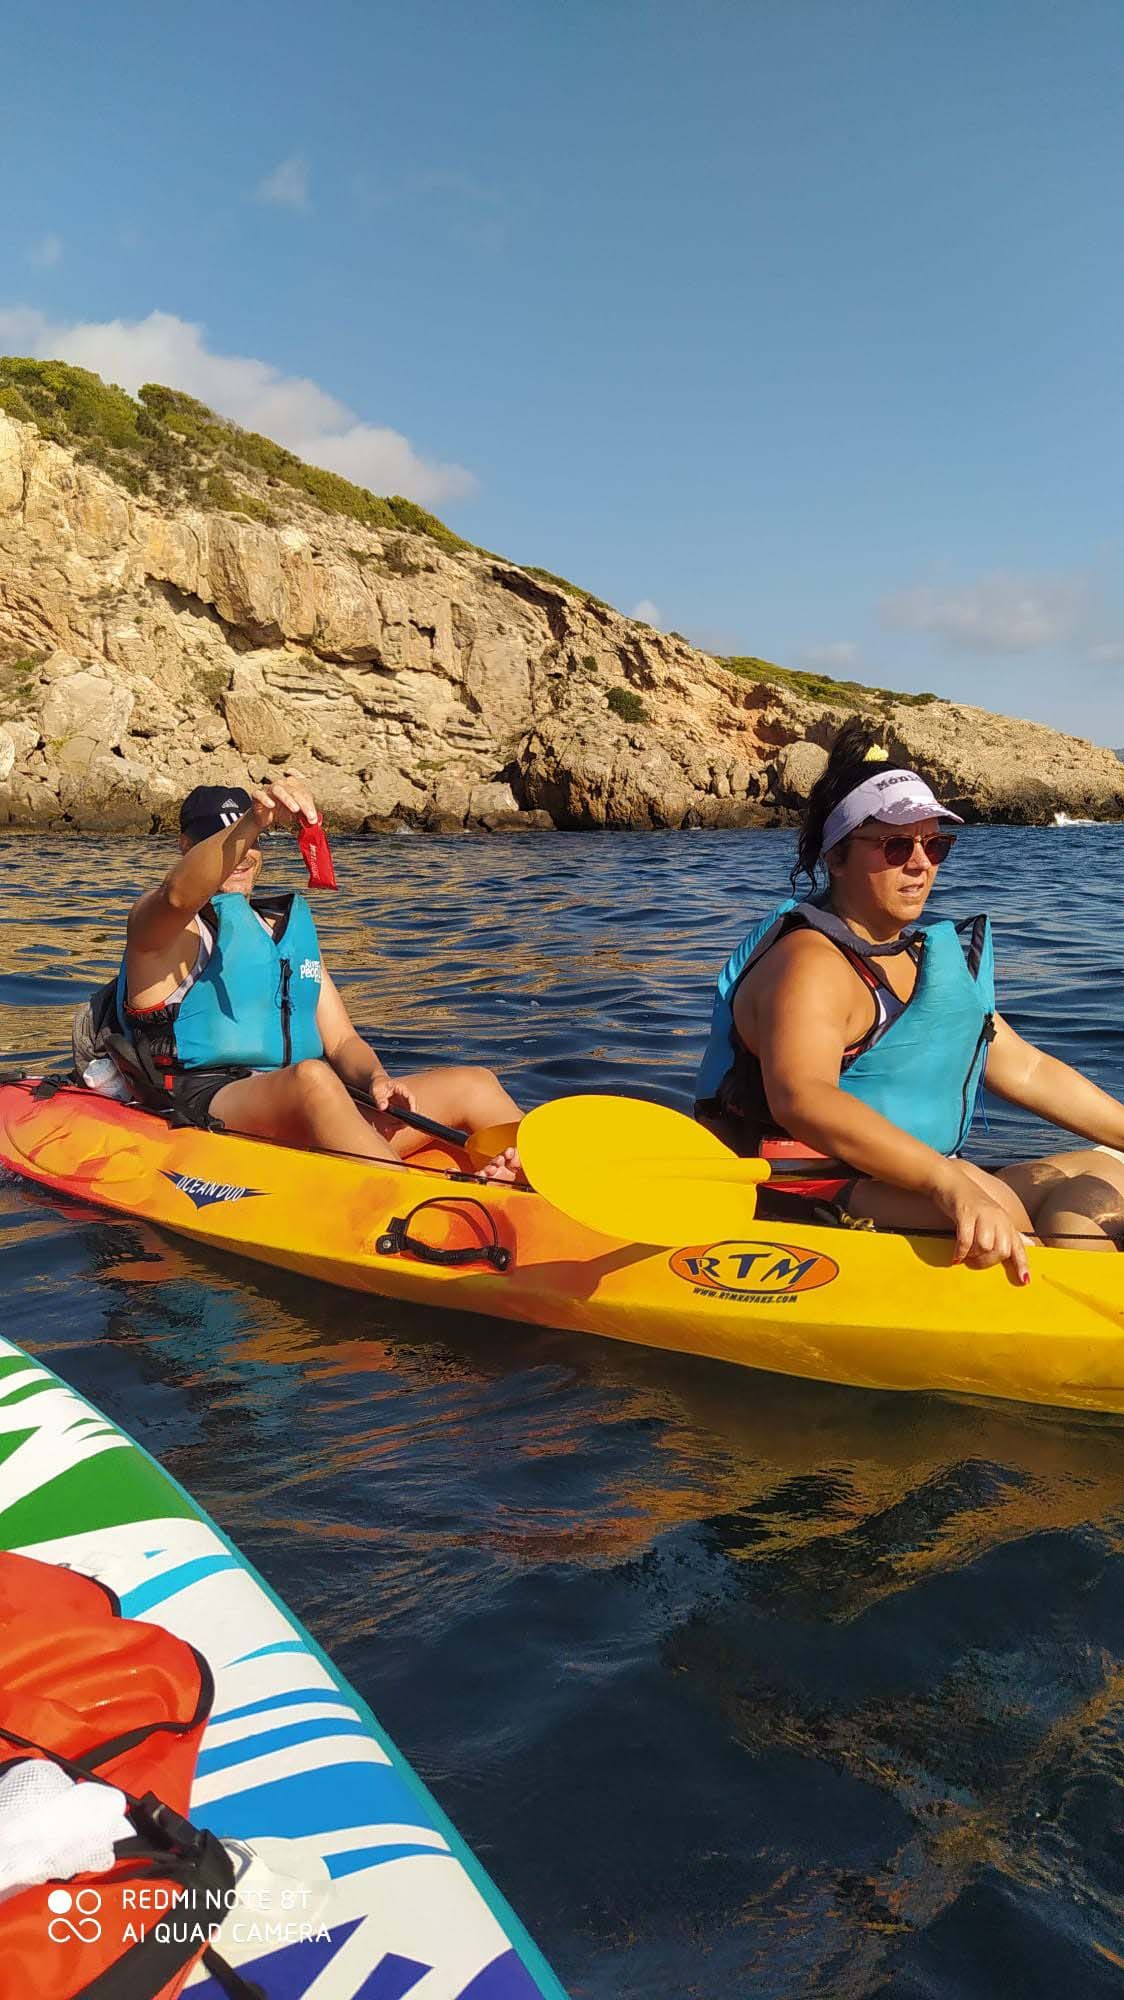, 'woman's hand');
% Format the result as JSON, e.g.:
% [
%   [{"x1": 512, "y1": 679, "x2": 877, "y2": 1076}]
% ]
[
  {"x1": 369, "y1": 1076, "x2": 418, "y2": 1119},
  {"x1": 934, "y1": 1166, "x2": 1031, "y2": 1284},
  {"x1": 248, "y1": 772, "x2": 318, "y2": 833}
]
